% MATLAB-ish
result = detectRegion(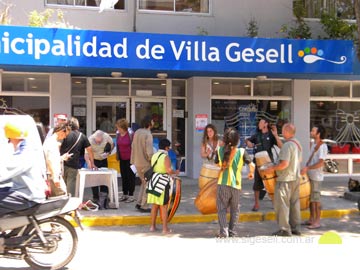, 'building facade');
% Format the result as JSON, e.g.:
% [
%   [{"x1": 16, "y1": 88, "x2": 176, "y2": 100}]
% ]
[{"x1": 0, "y1": 0, "x2": 359, "y2": 178}]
